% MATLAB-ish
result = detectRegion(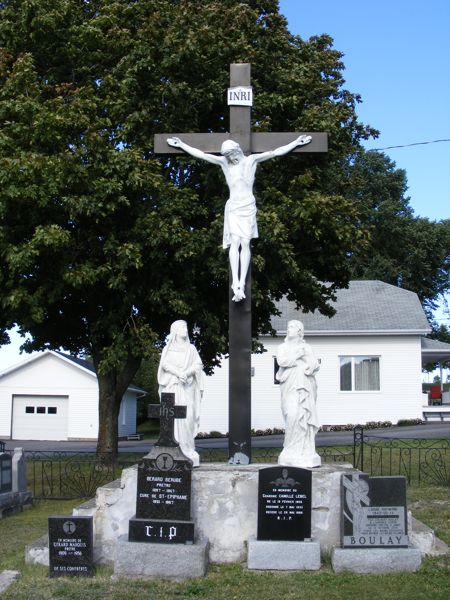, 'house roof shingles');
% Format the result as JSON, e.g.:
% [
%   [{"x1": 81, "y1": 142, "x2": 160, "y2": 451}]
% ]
[{"x1": 271, "y1": 280, "x2": 431, "y2": 335}]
